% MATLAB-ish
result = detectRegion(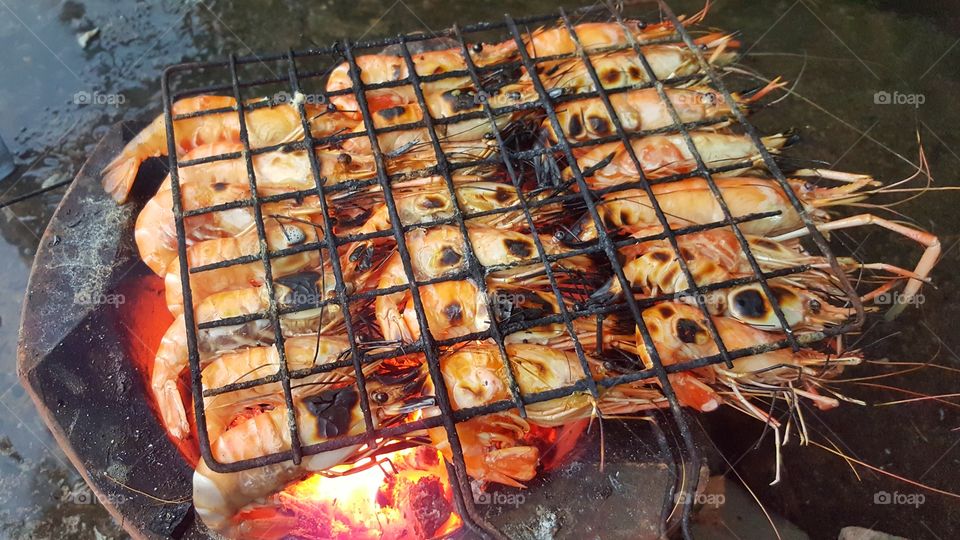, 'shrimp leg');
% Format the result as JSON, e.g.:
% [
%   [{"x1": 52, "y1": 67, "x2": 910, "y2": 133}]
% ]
[{"x1": 771, "y1": 214, "x2": 940, "y2": 318}]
